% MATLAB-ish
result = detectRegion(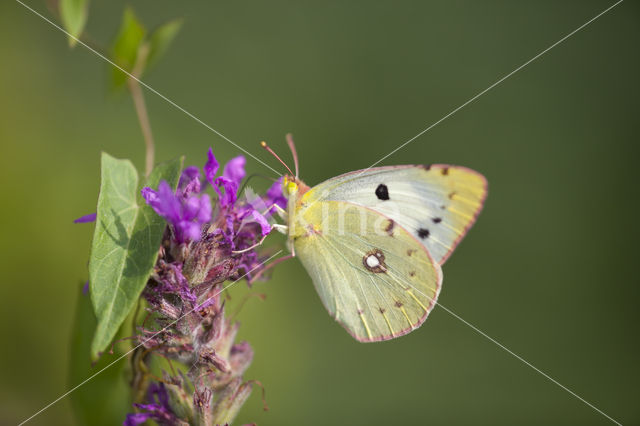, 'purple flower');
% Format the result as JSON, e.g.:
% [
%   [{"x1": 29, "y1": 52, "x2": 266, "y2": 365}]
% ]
[
  {"x1": 142, "y1": 181, "x2": 212, "y2": 243},
  {"x1": 121, "y1": 147, "x2": 288, "y2": 426},
  {"x1": 73, "y1": 213, "x2": 96, "y2": 223}
]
